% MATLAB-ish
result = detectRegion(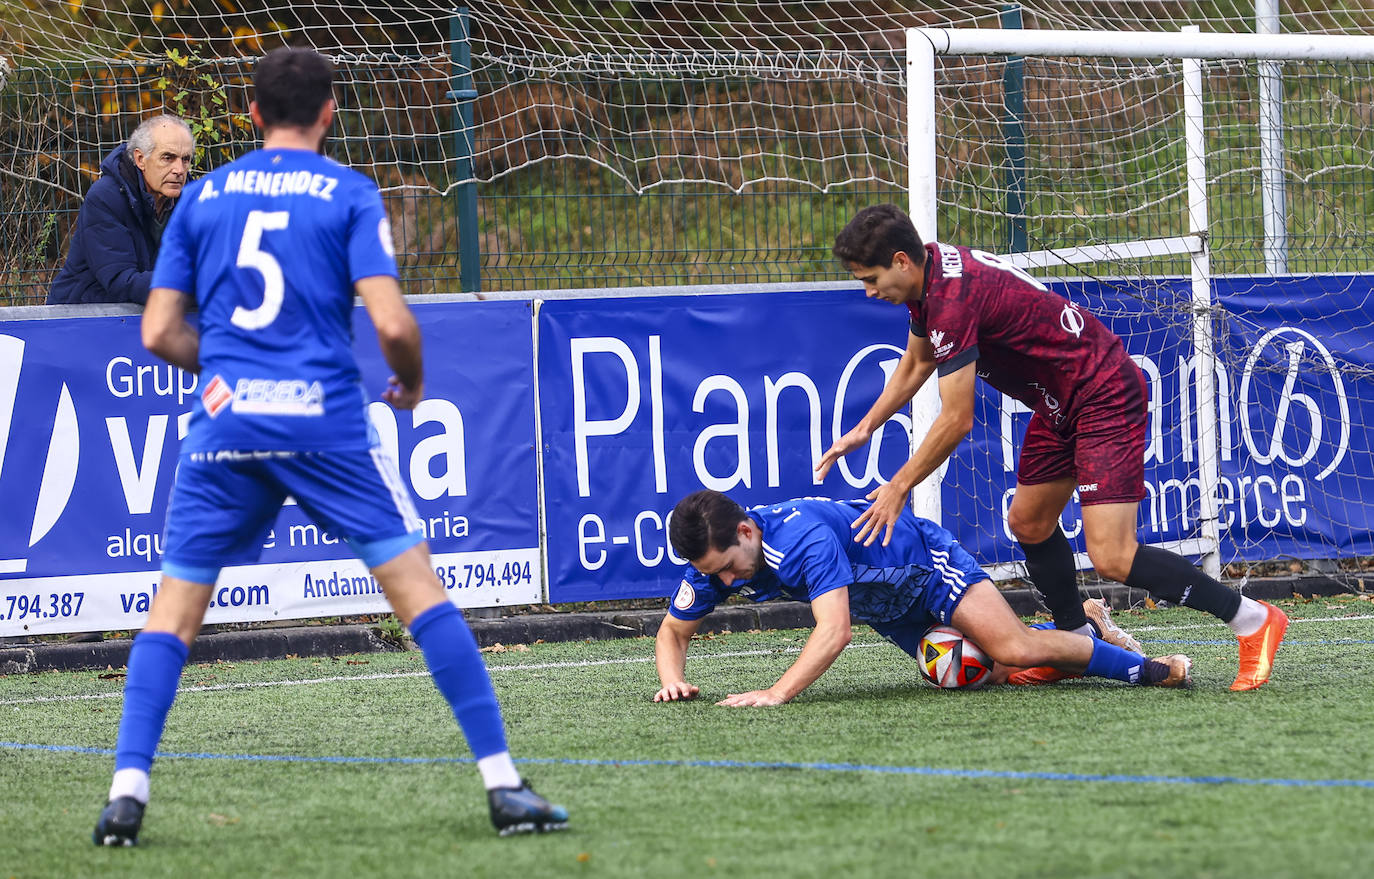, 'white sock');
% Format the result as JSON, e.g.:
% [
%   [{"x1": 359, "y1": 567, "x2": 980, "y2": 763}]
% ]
[
  {"x1": 1228, "y1": 598, "x2": 1269, "y2": 637},
  {"x1": 109, "y1": 768, "x2": 150, "y2": 805},
  {"x1": 477, "y1": 752, "x2": 521, "y2": 791},
  {"x1": 1067, "y1": 623, "x2": 1094, "y2": 638}
]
